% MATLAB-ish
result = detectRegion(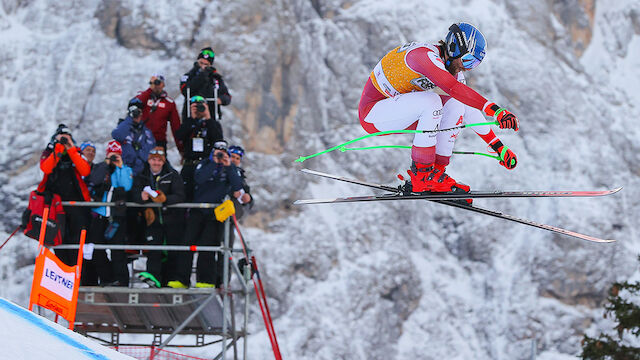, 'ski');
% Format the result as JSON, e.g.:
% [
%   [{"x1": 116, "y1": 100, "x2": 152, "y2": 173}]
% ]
[
  {"x1": 299, "y1": 169, "x2": 622, "y2": 200},
  {"x1": 296, "y1": 169, "x2": 617, "y2": 243}
]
